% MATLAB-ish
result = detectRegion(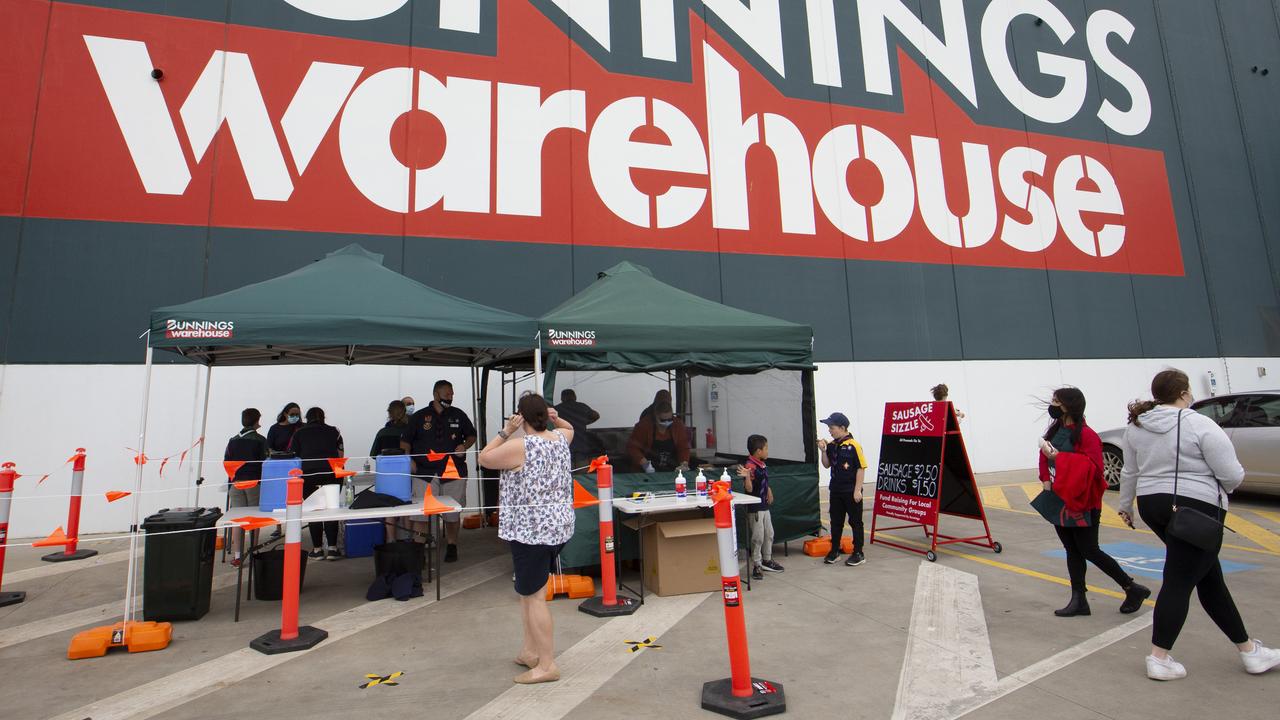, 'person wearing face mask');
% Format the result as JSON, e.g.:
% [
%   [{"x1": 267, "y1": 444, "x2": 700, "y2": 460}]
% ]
[
  {"x1": 1038, "y1": 387, "x2": 1149, "y2": 618},
  {"x1": 625, "y1": 400, "x2": 689, "y2": 473},
  {"x1": 267, "y1": 402, "x2": 303, "y2": 453},
  {"x1": 402, "y1": 396, "x2": 416, "y2": 416},
  {"x1": 401, "y1": 379, "x2": 476, "y2": 562},
  {"x1": 1118, "y1": 369, "x2": 1280, "y2": 680}
]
